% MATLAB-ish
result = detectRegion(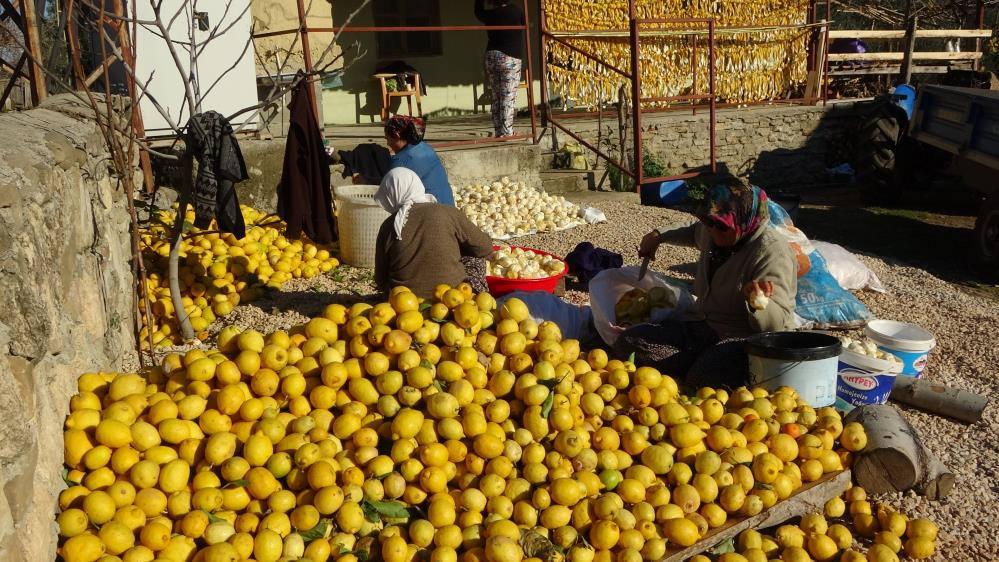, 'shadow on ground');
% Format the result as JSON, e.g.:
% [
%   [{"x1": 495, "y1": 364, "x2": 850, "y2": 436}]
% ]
[{"x1": 794, "y1": 202, "x2": 990, "y2": 290}]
